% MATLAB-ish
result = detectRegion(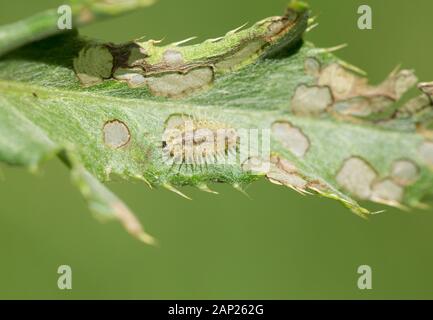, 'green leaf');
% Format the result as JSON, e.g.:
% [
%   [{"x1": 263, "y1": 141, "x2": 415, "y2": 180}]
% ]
[{"x1": 0, "y1": 2, "x2": 432, "y2": 243}]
